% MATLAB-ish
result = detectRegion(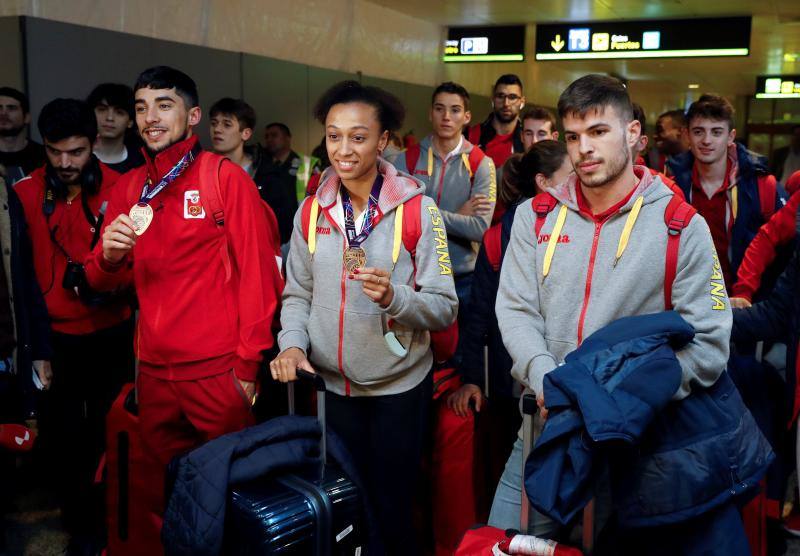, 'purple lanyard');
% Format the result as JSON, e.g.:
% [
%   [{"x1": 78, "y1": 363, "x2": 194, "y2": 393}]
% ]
[{"x1": 341, "y1": 175, "x2": 383, "y2": 247}]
